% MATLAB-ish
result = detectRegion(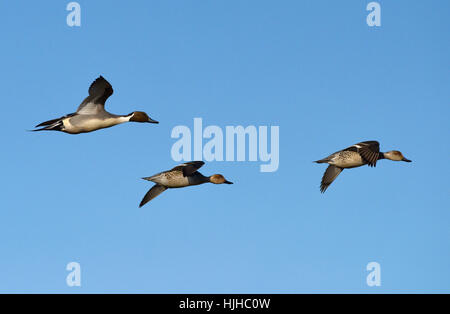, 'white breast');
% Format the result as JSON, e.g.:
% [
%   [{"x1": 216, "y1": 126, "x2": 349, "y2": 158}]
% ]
[{"x1": 63, "y1": 116, "x2": 128, "y2": 133}]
